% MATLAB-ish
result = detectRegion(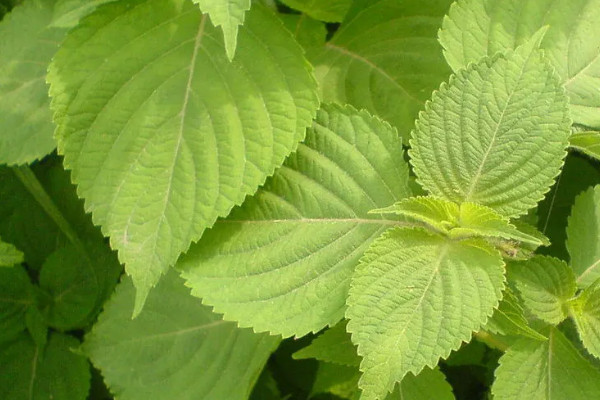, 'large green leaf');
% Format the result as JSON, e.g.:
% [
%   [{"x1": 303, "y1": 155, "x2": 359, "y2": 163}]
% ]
[
  {"x1": 508, "y1": 256, "x2": 576, "y2": 324},
  {"x1": 347, "y1": 227, "x2": 504, "y2": 400},
  {"x1": 308, "y1": 0, "x2": 452, "y2": 141},
  {"x1": 570, "y1": 278, "x2": 600, "y2": 359},
  {"x1": 0, "y1": 266, "x2": 36, "y2": 344},
  {"x1": 566, "y1": 185, "x2": 600, "y2": 287},
  {"x1": 48, "y1": 0, "x2": 319, "y2": 313},
  {"x1": 191, "y1": 0, "x2": 250, "y2": 60},
  {"x1": 279, "y1": 0, "x2": 351, "y2": 22},
  {"x1": 409, "y1": 46, "x2": 570, "y2": 217},
  {"x1": 84, "y1": 271, "x2": 279, "y2": 400},
  {"x1": 438, "y1": 0, "x2": 600, "y2": 128},
  {"x1": 493, "y1": 327, "x2": 600, "y2": 399},
  {"x1": 0, "y1": 333, "x2": 90, "y2": 400},
  {"x1": 179, "y1": 104, "x2": 410, "y2": 337},
  {"x1": 0, "y1": 238, "x2": 22, "y2": 267},
  {"x1": 569, "y1": 131, "x2": 600, "y2": 162},
  {"x1": 50, "y1": 0, "x2": 116, "y2": 27},
  {"x1": 293, "y1": 320, "x2": 361, "y2": 367}
]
